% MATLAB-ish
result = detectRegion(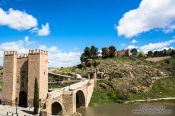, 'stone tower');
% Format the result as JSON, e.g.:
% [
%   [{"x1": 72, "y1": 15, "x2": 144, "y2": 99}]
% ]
[
  {"x1": 2, "y1": 51, "x2": 17, "y2": 105},
  {"x1": 28, "y1": 50, "x2": 48, "y2": 105},
  {"x1": 2, "y1": 50, "x2": 48, "y2": 106}
]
